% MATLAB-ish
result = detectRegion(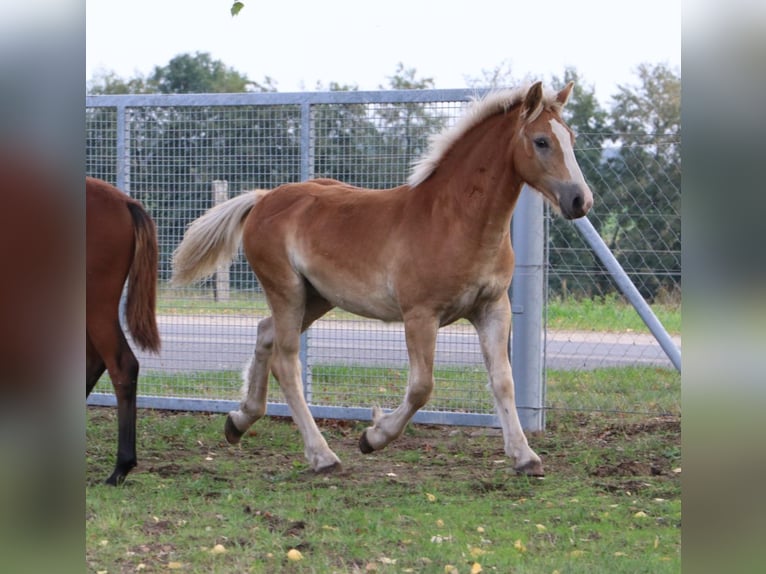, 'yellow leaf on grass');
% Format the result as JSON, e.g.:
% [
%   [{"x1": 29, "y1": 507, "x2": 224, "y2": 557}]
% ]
[
  {"x1": 471, "y1": 563, "x2": 483, "y2": 574},
  {"x1": 444, "y1": 566, "x2": 459, "y2": 574},
  {"x1": 426, "y1": 492, "x2": 437, "y2": 502},
  {"x1": 167, "y1": 563, "x2": 183, "y2": 570},
  {"x1": 436, "y1": 519, "x2": 445, "y2": 527},
  {"x1": 514, "y1": 539, "x2": 527, "y2": 553},
  {"x1": 210, "y1": 543, "x2": 226, "y2": 554},
  {"x1": 614, "y1": 551, "x2": 627, "y2": 557},
  {"x1": 654, "y1": 535, "x2": 660, "y2": 549},
  {"x1": 536, "y1": 523, "x2": 547, "y2": 532},
  {"x1": 469, "y1": 546, "x2": 487, "y2": 558},
  {"x1": 570, "y1": 550, "x2": 585, "y2": 558},
  {"x1": 286, "y1": 549, "x2": 303, "y2": 561},
  {"x1": 634, "y1": 511, "x2": 648, "y2": 518}
]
